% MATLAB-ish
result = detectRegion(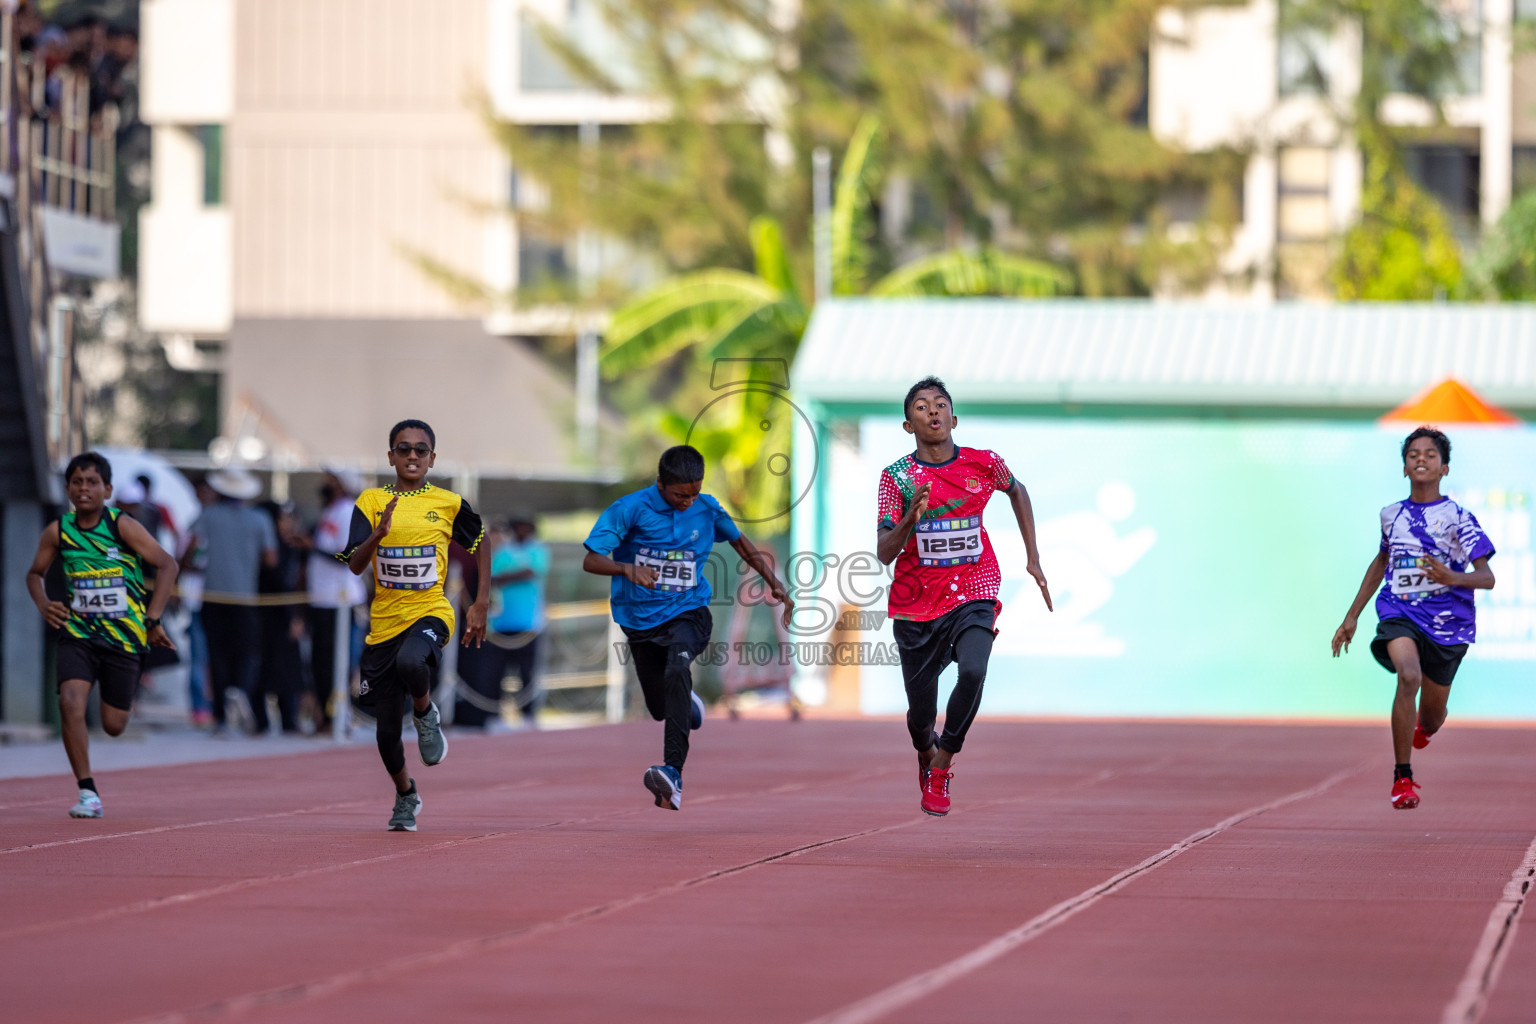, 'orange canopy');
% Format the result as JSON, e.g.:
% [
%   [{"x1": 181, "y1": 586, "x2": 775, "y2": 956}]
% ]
[{"x1": 1379, "y1": 378, "x2": 1521, "y2": 425}]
